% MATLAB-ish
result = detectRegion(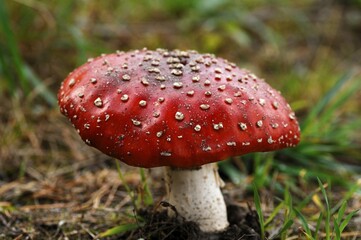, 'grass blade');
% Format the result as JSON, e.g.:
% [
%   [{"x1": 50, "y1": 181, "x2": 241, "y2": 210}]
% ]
[
  {"x1": 0, "y1": 0, "x2": 29, "y2": 93},
  {"x1": 98, "y1": 223, "x2": 140, "y2": 238},
  {"x1": 336, "y1": 201, "x2": 347, "y2": 225},
  {"x1": 253, "y1": 184, "x2": 265, "y2": 240},
  {"x1": 115, "y1": 160, "x2": 137, "y2": 209},
  {"x1": 23, "y1": 64, "x2": 57, "y2": 106},
  {"x1": 0, "y1": 1, "x2": 57, "y2": 105},
  {"x1": 264, "y1": 201, "x2": 284, "y2": 227},
  {"x1": 302, "y1": 71, "x2": 355, "y2": 132},
  {"x1": 294, "y1": 208, "x2": 312, "y2": 237},
  {"x1": 331, "y1": 182, "x2": 361, "y2": 216},
  {"x1": 340, "y1": 209, "x2": 359, "y2": 232},
  {"x1": 317, "y1": 79, "x2": 361, "y2": 130},
  {"x1": 317, "y1": 178, "x2": 330, "y2": 239},
  {"x1": 270, "y1": 219, "x2": 293, "y2": 240},
  {"x1": 139, "y1": 168, "x2": 153, "y2": 206},
  {"x1": 218, "y1": 160, "x2": 245, "y2": 185},
  {"x1": 281, "y1": 186, "x2": 293, "y2": 240},
  {"x1": 314, "y1": 212, "x2": 323, "y2": 240},
  {"x1": 333, "y1": 218, "x2": 341, "y2": 240}
]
